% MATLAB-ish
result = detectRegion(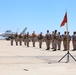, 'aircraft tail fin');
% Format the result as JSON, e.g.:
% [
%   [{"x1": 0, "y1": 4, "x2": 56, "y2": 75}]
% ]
[{"x1": 20, "y1": 27, "x2": 27, "y2": 35}]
